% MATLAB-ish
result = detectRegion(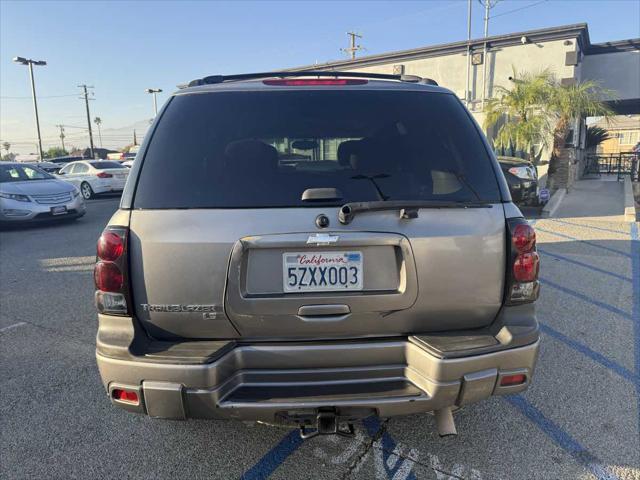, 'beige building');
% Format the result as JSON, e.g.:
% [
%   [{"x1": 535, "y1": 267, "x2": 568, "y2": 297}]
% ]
[
  {"x1": 592, "y1": 115, "x2": 640, "y2": 154},
  {"x1": 291, "y1": 23, "x2": 640, "y2": 188}
]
